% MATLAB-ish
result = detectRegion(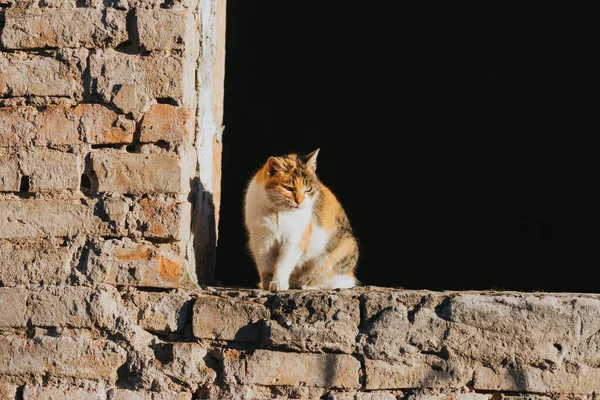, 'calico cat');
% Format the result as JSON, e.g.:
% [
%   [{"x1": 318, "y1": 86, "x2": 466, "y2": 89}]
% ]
[{"x1": 243, "y1": 149, "x2": 359, "y2": 290}]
